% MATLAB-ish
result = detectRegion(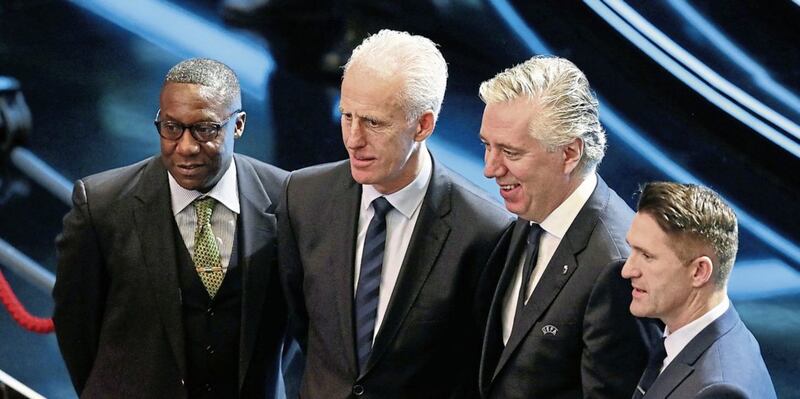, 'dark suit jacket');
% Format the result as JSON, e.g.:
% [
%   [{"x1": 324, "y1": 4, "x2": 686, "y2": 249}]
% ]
[
  {"x1": 53, "y1": 154, "x2": 288, "y2": 398},
  {"x1": 479, "y1": 176, "x2": 651, "y2": 398},
  {"x1": 278, "y1": 158, "x2": 513, "y2": 398},
  {"x1": 641, "y1": 305, "x2": 776, "y2": 399}
]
